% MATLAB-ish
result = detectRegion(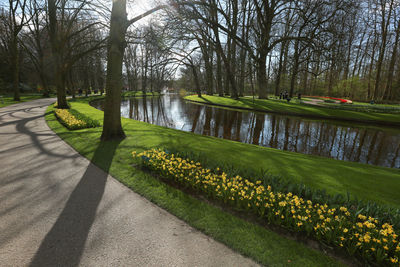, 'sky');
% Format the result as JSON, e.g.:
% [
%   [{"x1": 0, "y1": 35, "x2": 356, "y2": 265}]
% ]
[{"x1": 127, "y1": 0, "x2": 163, "y2": 26}]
